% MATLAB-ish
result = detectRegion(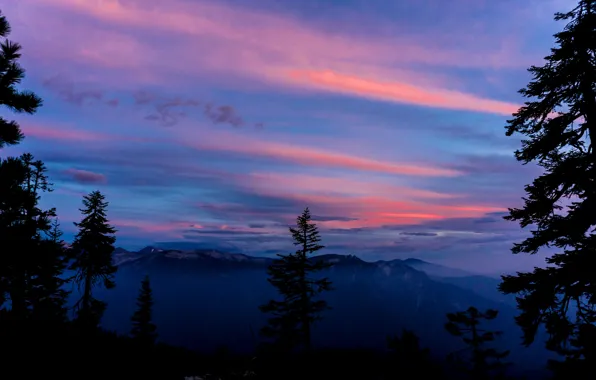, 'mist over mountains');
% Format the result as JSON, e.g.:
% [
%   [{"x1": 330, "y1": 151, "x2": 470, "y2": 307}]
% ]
[{"x1": 90, "y1": 244, "x2": 549, "y2": 374}]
